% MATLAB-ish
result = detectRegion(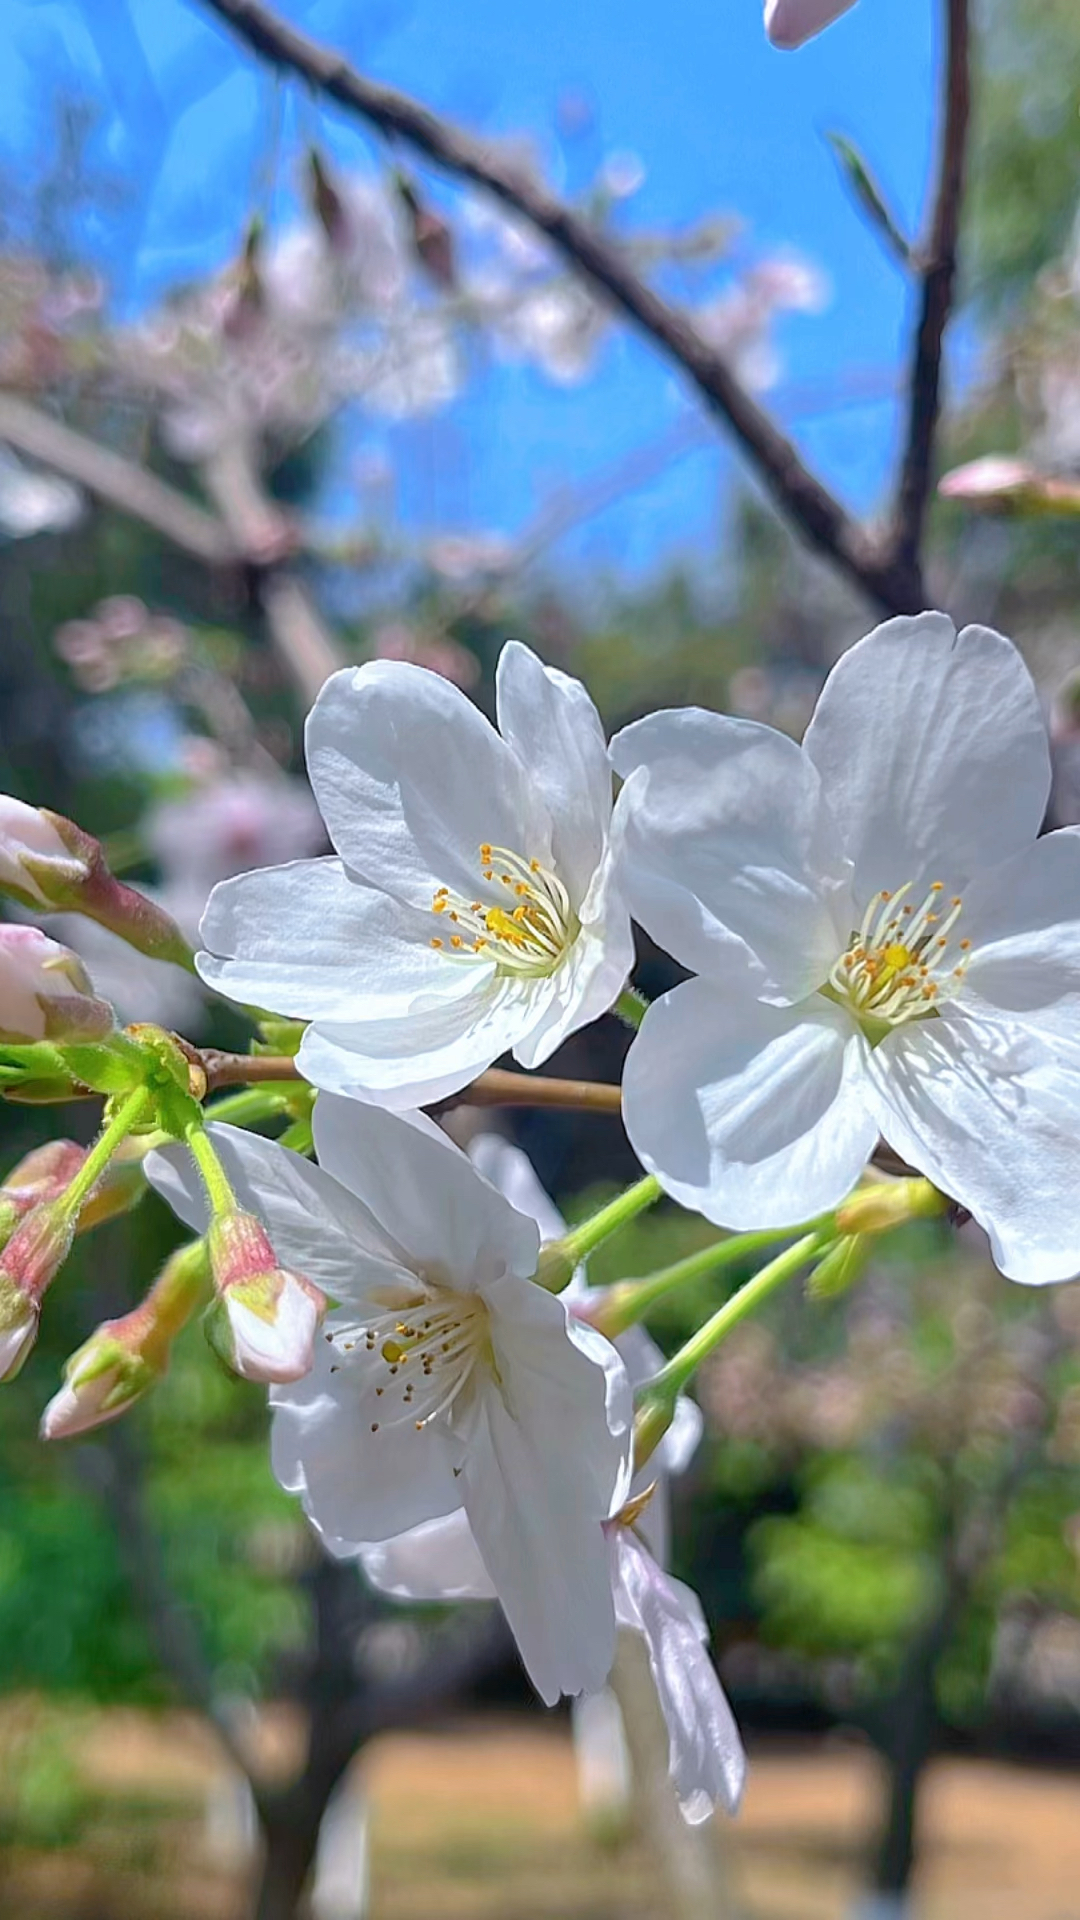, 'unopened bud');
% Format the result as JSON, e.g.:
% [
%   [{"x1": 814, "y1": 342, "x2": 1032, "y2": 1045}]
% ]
[
  {"x1": 206, "y1": 1210, "x2": 325, "y2": 1384},
  {"x1": 0, "y1": 1287, "x2": 38, "y2": 1381},
  {"x1": 0, "y1": 1198, "x2": 76, "y2": 1380},
  {"x1": 395, "y1": 174, "x2": 456, "y2": 289},
  {"x1": 4, "y1": 809, "x2": 194, "y2": 971},
  {"x1": 0, "y1": 796, "x2": 89, "y2": 909},
  {"x1": 835, "y1": 1178, "x2": 947, "y2": 1237},
  {"x1": 308, "y1": 149, "x2": 349, "y2": 249},
  {"x1": 0, "y1": 1198, "x2": 76, "y2": 1299},
  {"x1": 939, "y1": 456, "x2": 1080, "y2": 519},
  {"x1": 806, "y1": 1234, "x2": 870, "y2": 1300},
  {"x1": 0, "y1": 1139, "x2": 87, "y2": 1245},
  {"x1": 0, "y1": 925, "x2": 114, "y2": 1044},
  {"x1": 40, "y1": 1328, "x2": 158, "y2": 1438},
  {"x1": 223, "y1": 217, "x2": 266, "y2": 342},
  {"x1": 40, "y1": 1239, "x2": 209, "y2": 1438}
]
